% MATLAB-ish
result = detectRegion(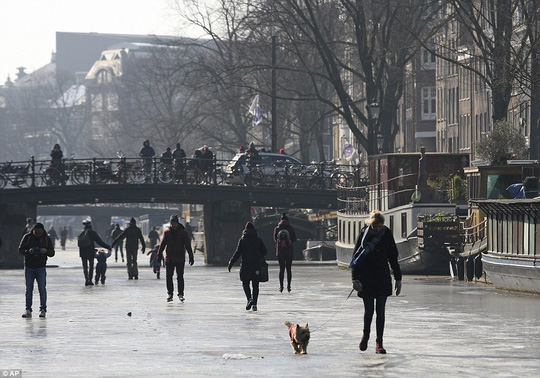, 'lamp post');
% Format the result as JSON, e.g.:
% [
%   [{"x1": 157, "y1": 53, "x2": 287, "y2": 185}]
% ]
[
  {"x1": 271, "y1": 35, "x2": 277, "y2": 153},
  {"x1": 367, "y1": 100, "x2": 380, "y2": 155}
]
